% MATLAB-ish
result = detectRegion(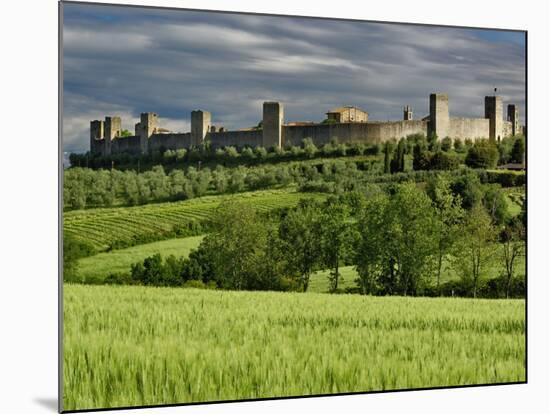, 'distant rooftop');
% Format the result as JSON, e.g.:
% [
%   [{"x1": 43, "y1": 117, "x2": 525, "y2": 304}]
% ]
[{"x1": 327, "y1": 105, "x2": 367, "y2": 114}]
